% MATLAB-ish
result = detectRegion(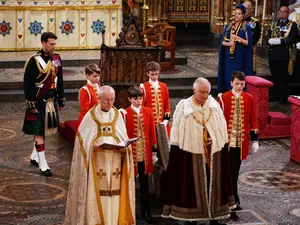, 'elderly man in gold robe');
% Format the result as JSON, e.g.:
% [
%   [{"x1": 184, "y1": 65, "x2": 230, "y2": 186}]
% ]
[
  {"x1": 64, "y1": 85, "x2": 135, "y2": 225},
  {"x1": 161, "y1": 77, "x2": 235, "y2": 225}
]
